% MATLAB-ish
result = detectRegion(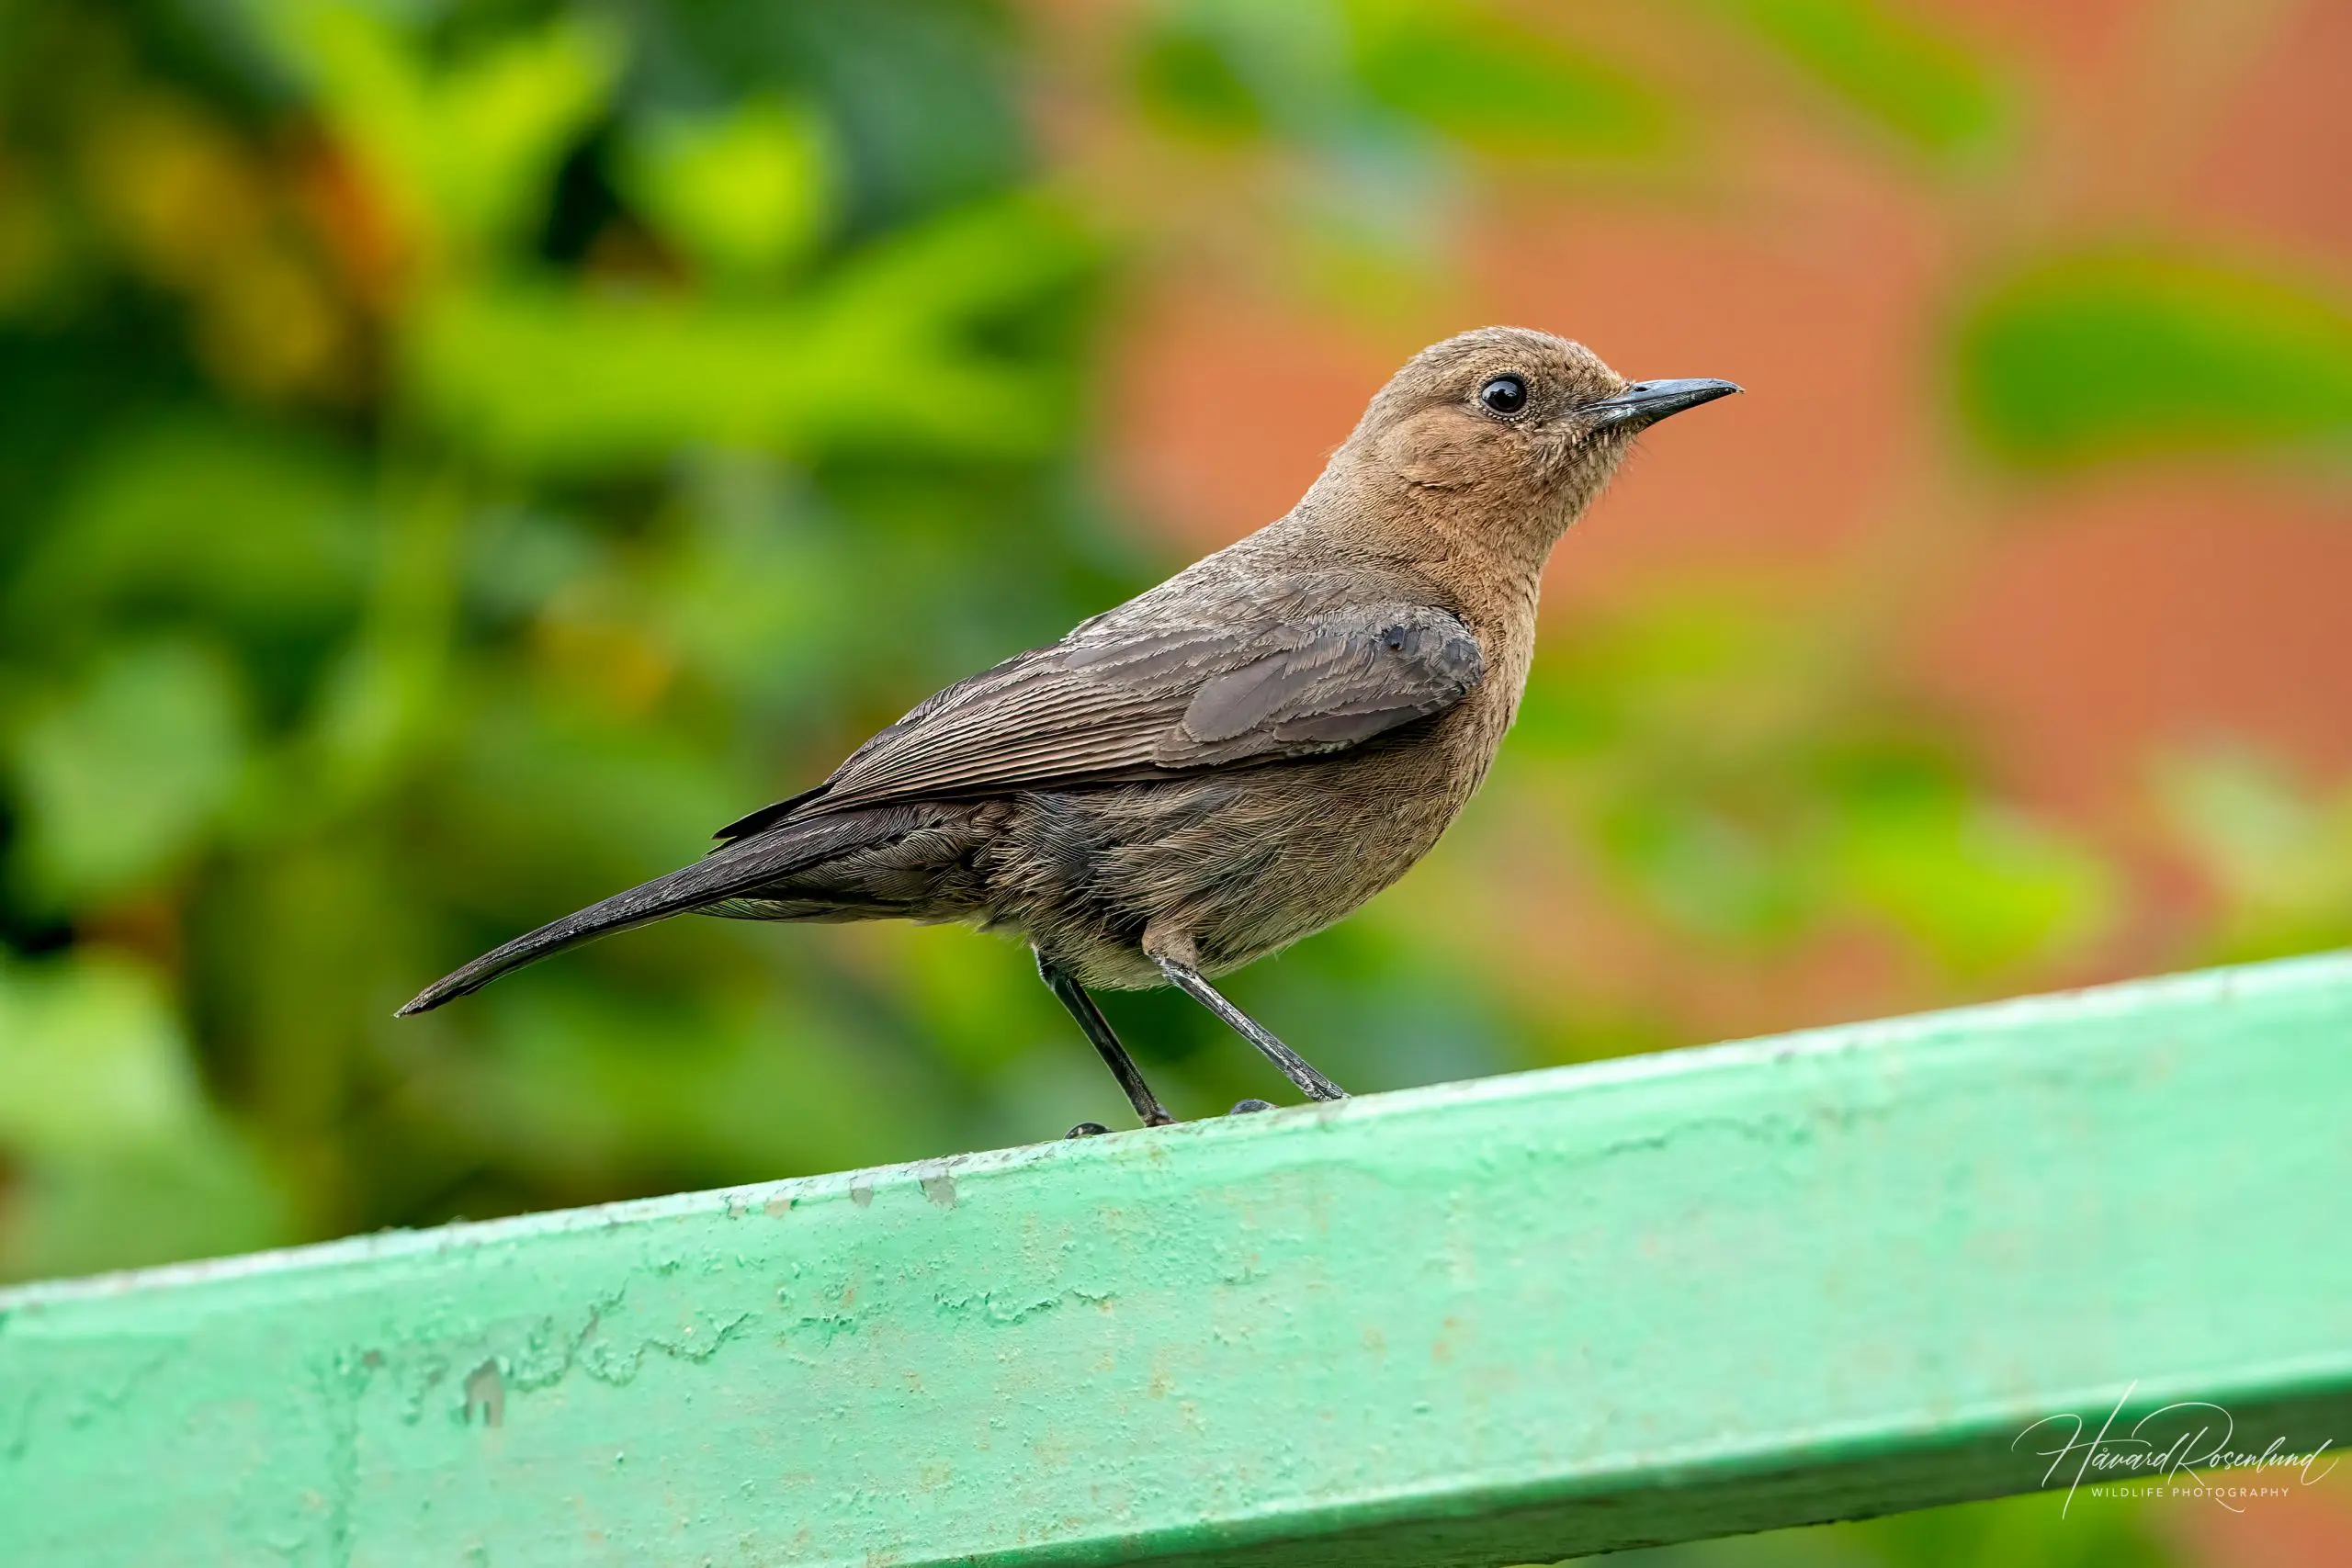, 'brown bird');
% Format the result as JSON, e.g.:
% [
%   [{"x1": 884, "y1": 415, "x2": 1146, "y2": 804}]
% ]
[{"x1": 399, "y1": 327, "x2": 1737, "y2": 1129}]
